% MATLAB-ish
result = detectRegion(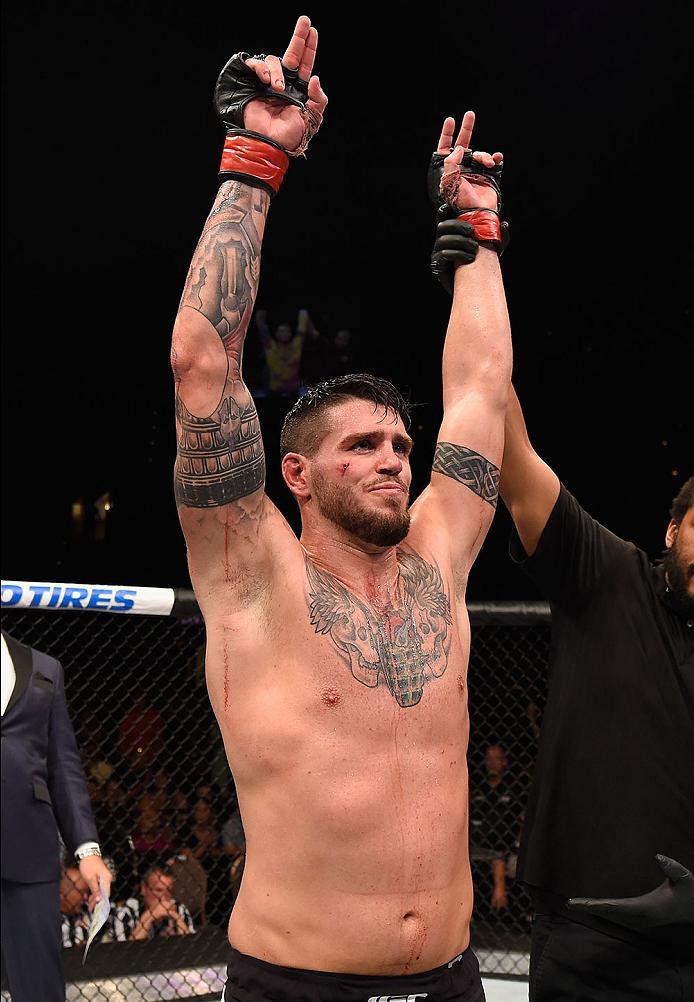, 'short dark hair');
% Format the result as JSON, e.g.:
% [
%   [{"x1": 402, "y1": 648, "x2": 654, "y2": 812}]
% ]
[
  {"x1": 670, "y1": 476, "x2": 694, "y2": 524},
  {"x1": 280, "y1": 374, "x2": 412, "y2": 458},
  {"x1": 142, "y1": 864, "x2": 171, "y2": 885}
]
